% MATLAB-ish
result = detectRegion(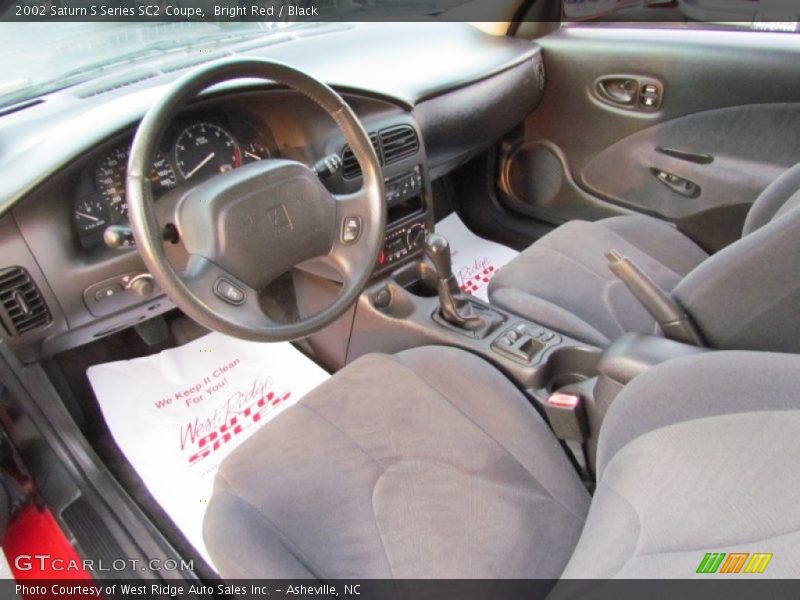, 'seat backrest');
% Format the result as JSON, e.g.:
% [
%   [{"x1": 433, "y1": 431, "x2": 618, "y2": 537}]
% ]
[
  {"x1": 742, "y1": 162, "x2": 800, "y2": 235},
  {"x1": 673, "y1": 164, "x2": 800, "y2": 353}
]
